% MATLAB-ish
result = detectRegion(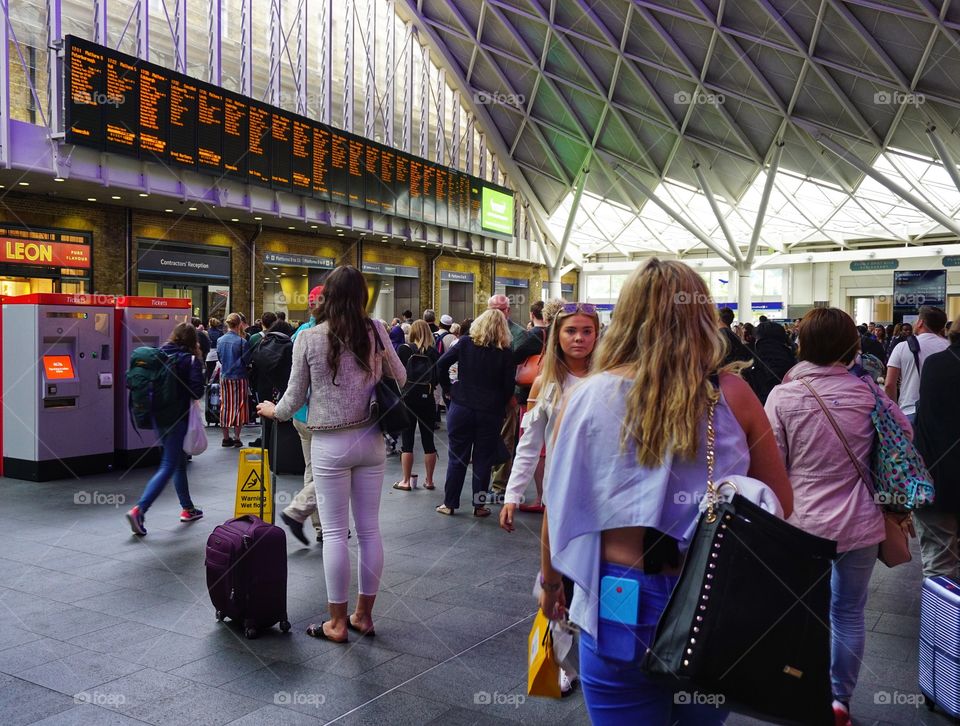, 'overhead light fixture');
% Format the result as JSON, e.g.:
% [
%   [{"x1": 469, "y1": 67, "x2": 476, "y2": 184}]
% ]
[
  {"x1": 53, "y1": 177, "x2": 65, "y2": 182},
  {"x1": 87, "y1": 197, "x2": 97, "y2": 202},
  {"x1": 310, "y1": 225, "x2": 318, "y2": 229},
  {"x1": 254, "y1": 216, "x2": 262, "y2": 221},
  {"x1": 111, "y1": 195, "x2": 121, "y2": 200},
  {"x1": 337, "y1": 233, "x2": 344, "y2": 237},
  {"x1": 188, "y1": 206, "x2": 198, "y2": 211},
  {"x1": 301, "y1": 274, "x2": 307, "y2": 277},
  {"x1": 336, "y1": 229, "x2": 343, "y2": 233},
  {"x1": 164, "y1": 208, "x2": 173, "y2": 212},
  {"x1": 18, "y1": 181, "x2": 29, "y2": 186},
  {"x1": 288, "y1": 226, "x2": 295, "y2": 230},
  {"x1": 420, "y1": 244, "x2": 426, "y2": 248},
  {"x1": 231, "y1": 218, "x2": 239, "y2": 222},
  {"x1": 139, "y1": 193, "x2": 148, "y2": 197}
]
